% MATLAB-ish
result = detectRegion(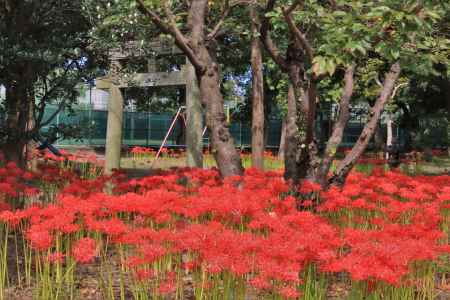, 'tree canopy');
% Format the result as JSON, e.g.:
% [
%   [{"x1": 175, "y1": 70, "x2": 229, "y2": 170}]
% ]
[{"x1": 0, "y1": 0, "x2": 104, "y2": 165}]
